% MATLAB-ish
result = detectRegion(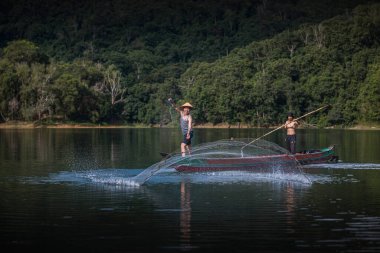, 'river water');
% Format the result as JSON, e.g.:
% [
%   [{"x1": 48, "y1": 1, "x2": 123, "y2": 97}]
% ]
[{"x1": 1, "y1": 128, "x2": 380, "y2": 252}]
